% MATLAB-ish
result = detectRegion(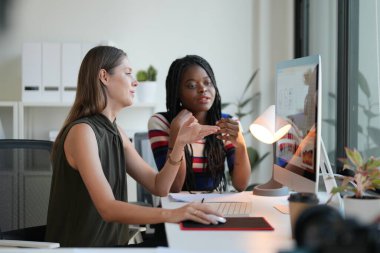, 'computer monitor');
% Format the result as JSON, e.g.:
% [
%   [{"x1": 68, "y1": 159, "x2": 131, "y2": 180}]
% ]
[{"x1": 273, "y1": 55, "x2": 322, "y2": 193}]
